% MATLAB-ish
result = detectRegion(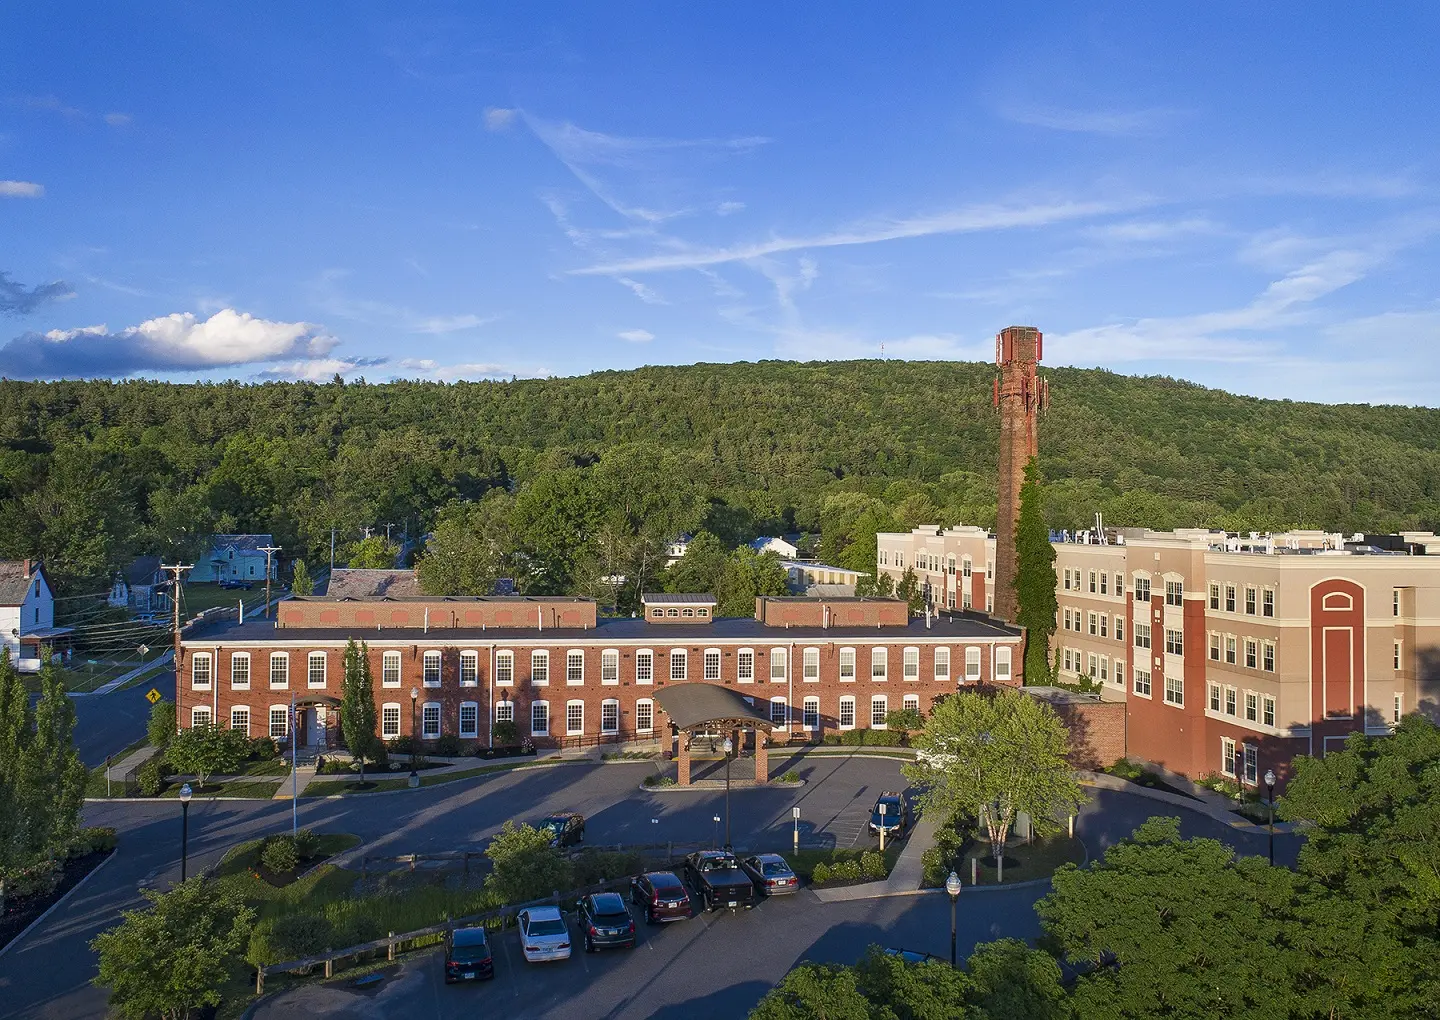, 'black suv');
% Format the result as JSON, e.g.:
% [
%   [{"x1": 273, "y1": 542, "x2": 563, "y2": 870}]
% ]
[
  {"x1": 538, "y1": 812, "x2": 586, "y2": 848},
  {"x1": 443, "y1": 926, "x2": 494, "y2": 982},
  {"x1": 869, "y1": 791, "x2": 909, "y2": 839},
  {"x1": 683, "y1": 850, "x2": 757, "y2": 911},
  {"x1": 577, "y1": 891, "x2": 636, "y2": 951}
]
